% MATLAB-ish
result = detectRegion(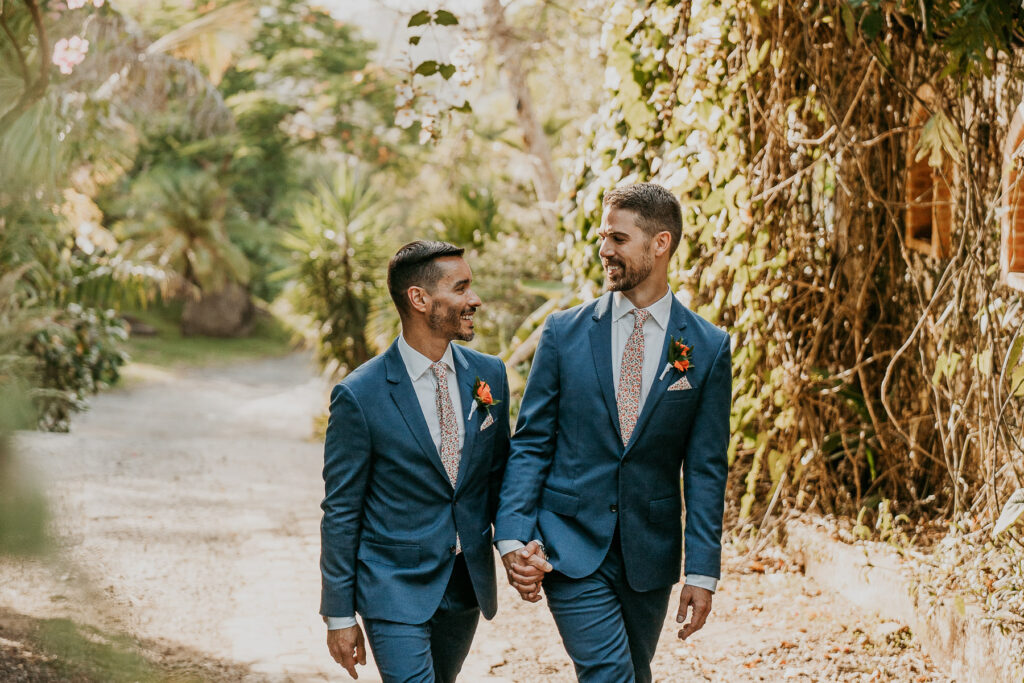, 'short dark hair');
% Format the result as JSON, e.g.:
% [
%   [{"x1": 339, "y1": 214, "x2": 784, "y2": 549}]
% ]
[
  {"x1": 603, "y1": 183, "x2": 683, "y2": 256},
  {"x1": 387, "y1": 240, "x2": 466, "y2": 315}
]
